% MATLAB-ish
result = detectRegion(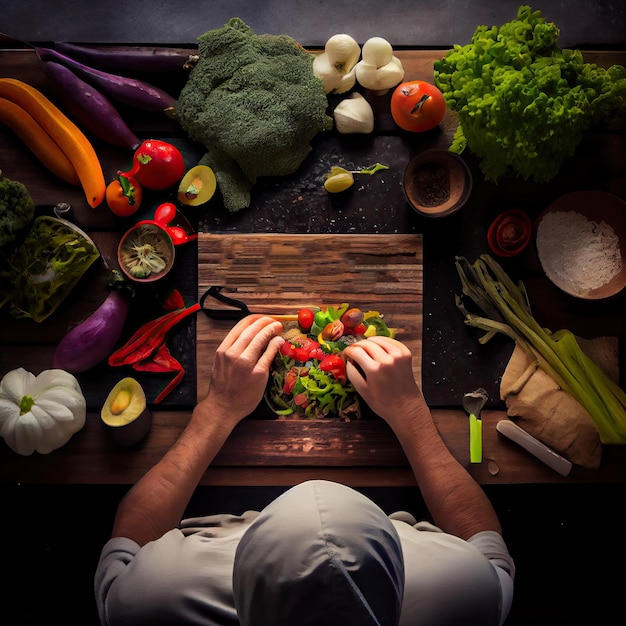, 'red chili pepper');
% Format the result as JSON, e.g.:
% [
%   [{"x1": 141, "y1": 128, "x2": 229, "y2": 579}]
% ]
[
  {"x1": 132, "y1": 344, "x2": 185, "y2": 404},
  {"x1": 108, "y1": 299, "x2": 200, "y2": 367},
  {"x1": 108, "y1": 290, "x2": 200, "y2": 403}
]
